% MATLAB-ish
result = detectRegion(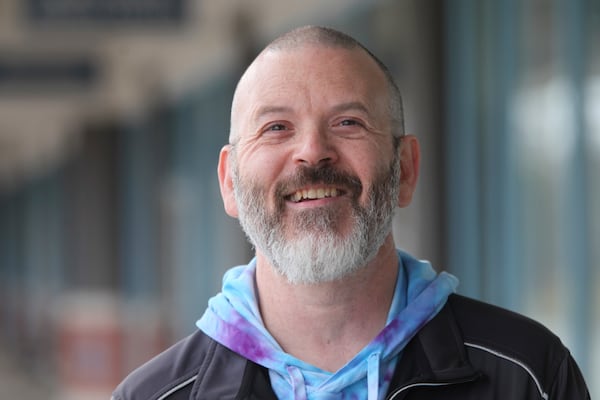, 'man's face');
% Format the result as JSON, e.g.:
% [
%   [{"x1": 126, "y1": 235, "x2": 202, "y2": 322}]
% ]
[{"x1": 220, "y1": 45, "x2": 411, "y2": 284}]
